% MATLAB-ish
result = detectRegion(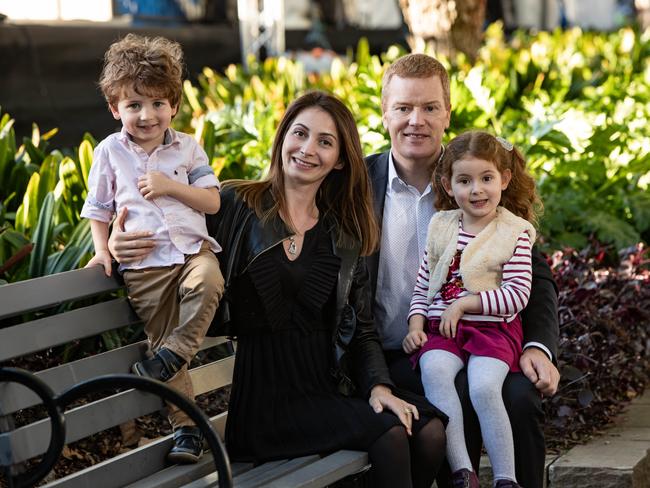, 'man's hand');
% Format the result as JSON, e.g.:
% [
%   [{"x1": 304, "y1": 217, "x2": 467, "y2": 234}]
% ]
[
  {"x1": 107, "y1": 207, "x2": 155, "y2": 264},
  {"x1": 138, "y1": 171, "x2": 174, "y2": 200},
  {"x1": 519, "y1": 347, "x2": 560, "y2": 397}
]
